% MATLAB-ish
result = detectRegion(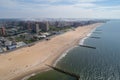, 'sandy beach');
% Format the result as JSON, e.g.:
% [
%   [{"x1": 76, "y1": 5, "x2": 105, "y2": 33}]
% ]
[{"x1": 0, "y1": 23, "x2": 103, "y2": 80}]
